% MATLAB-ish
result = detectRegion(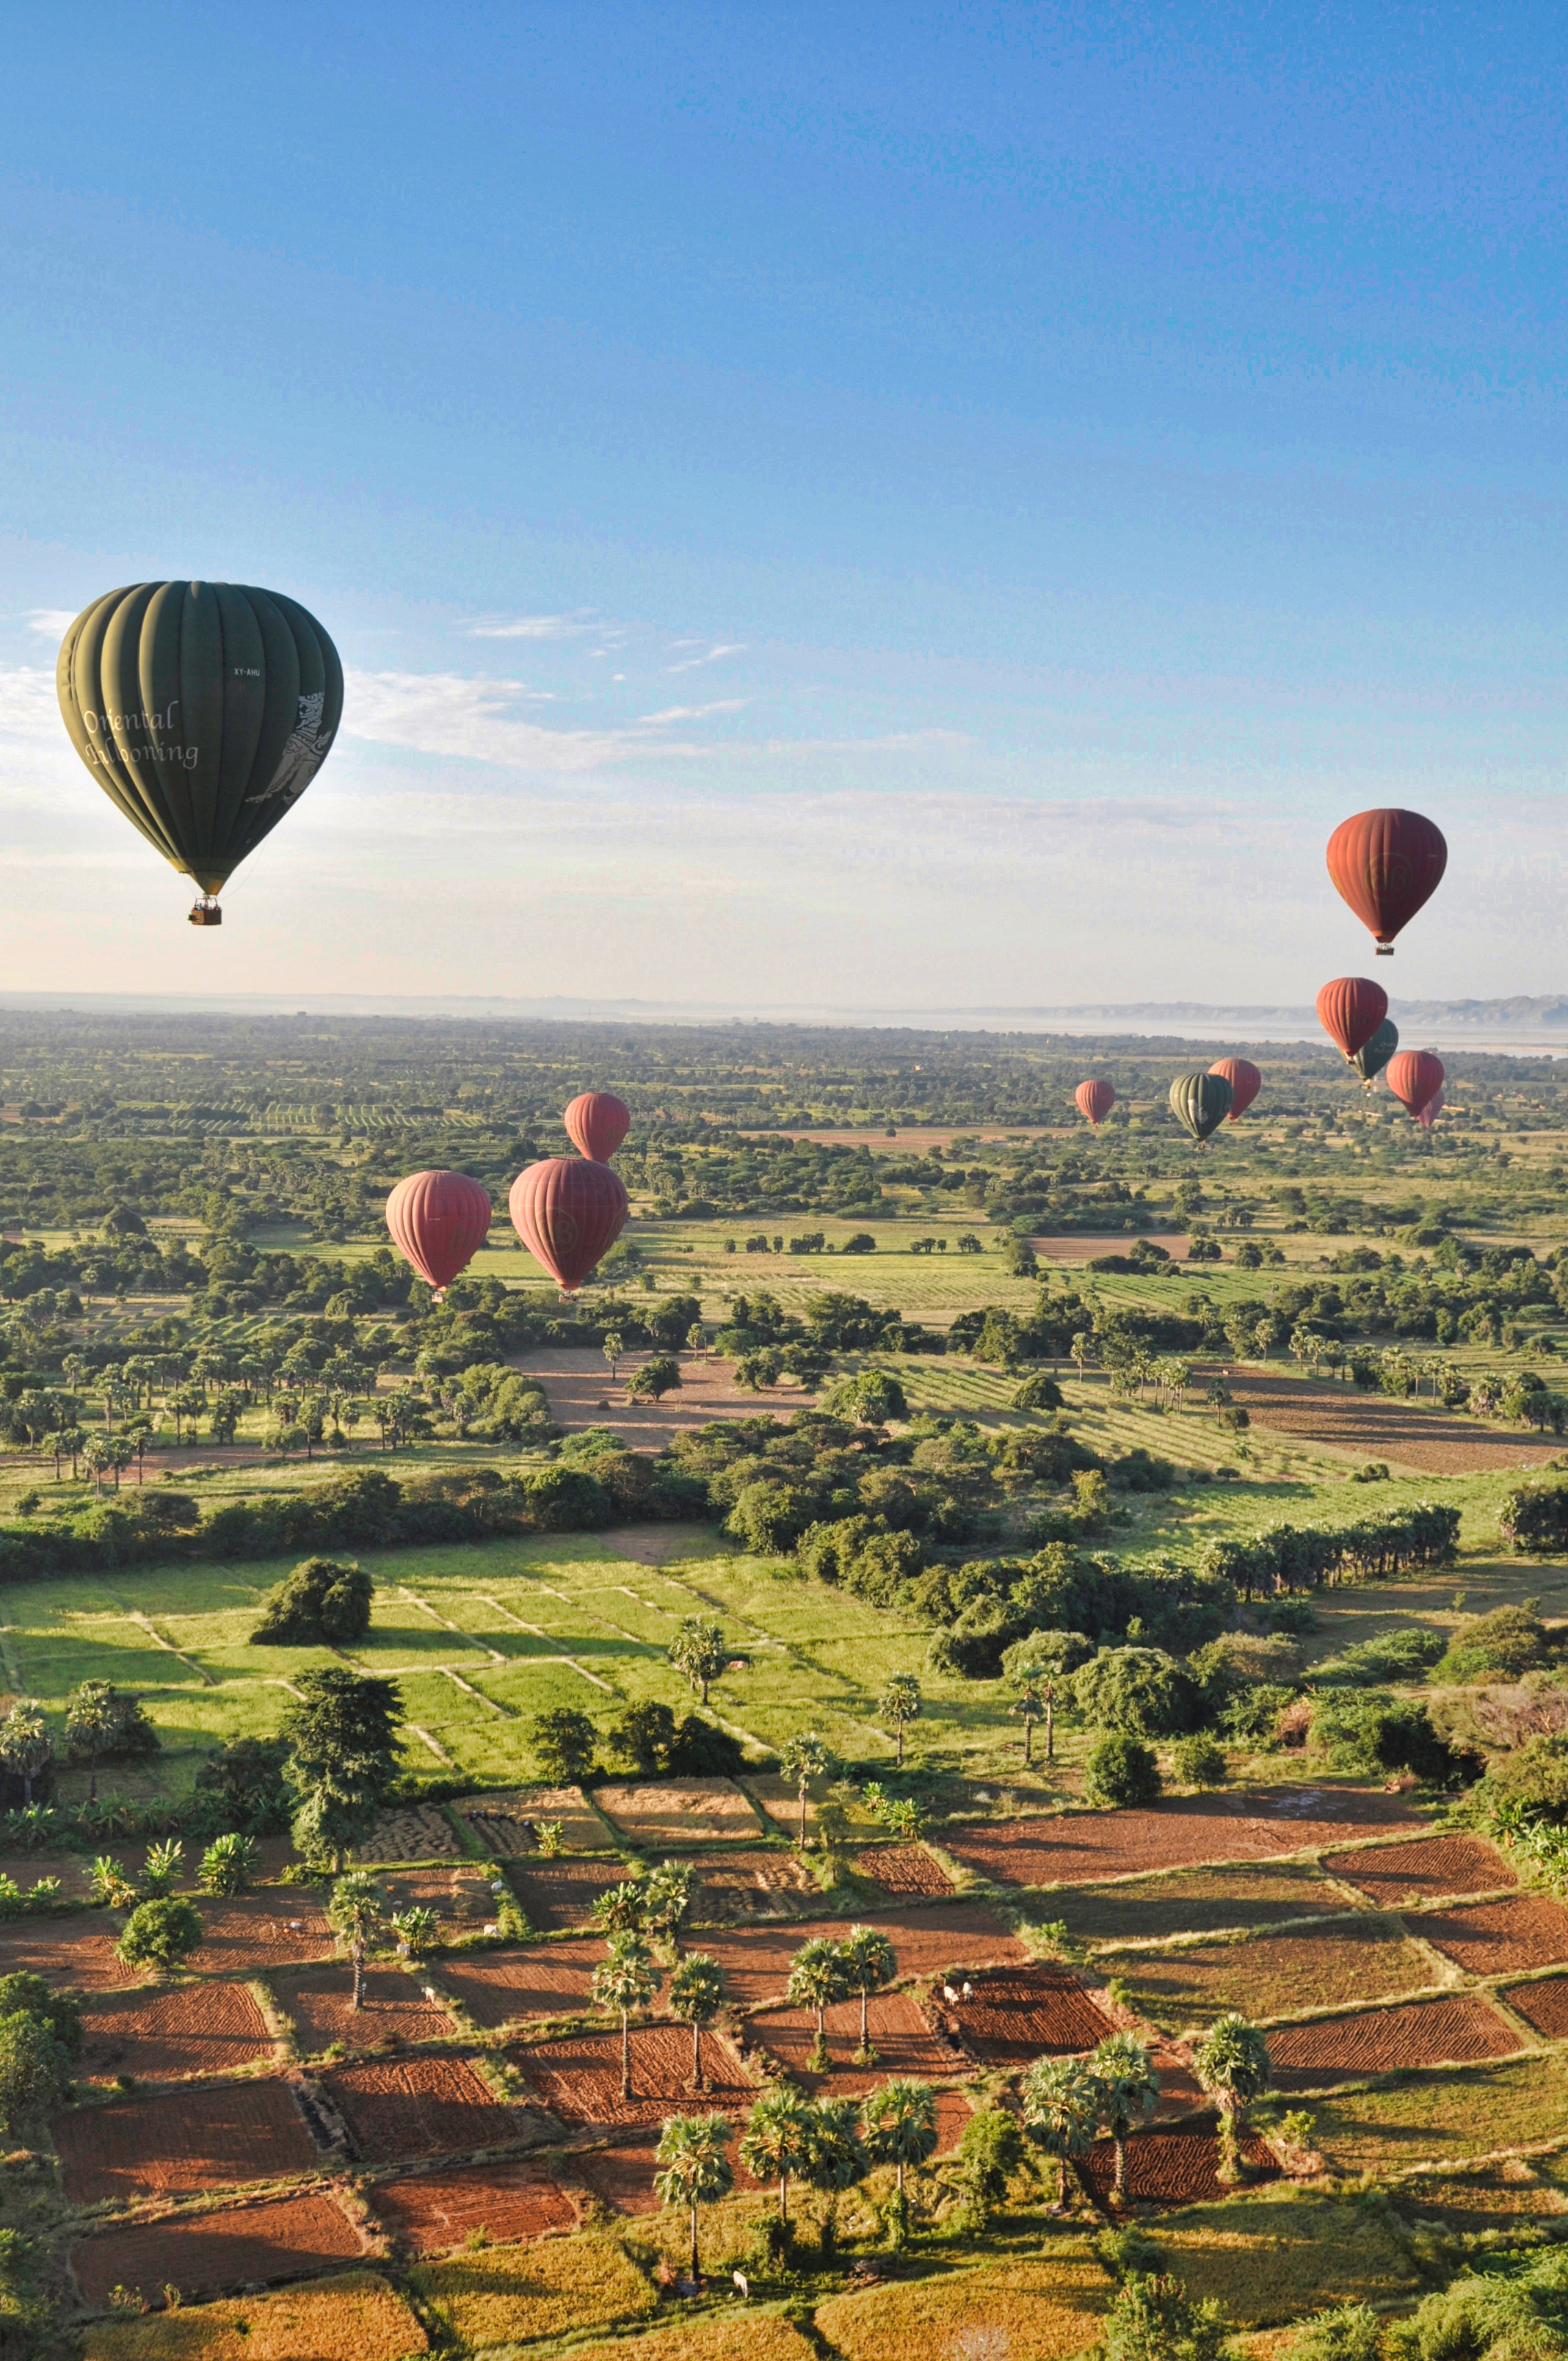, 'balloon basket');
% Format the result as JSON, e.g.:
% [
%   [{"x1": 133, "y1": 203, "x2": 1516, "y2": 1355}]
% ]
[
  {"x1": 1375, "y1": 943, "x2": 1393, "y2": 956},
  {"x1": 188, "y1": 897, "x2": 222, "y2": 927}
]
